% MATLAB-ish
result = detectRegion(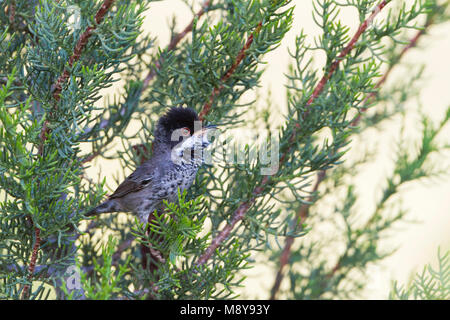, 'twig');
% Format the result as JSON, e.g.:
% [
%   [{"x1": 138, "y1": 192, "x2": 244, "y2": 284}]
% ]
[
  {"x1": 8, "y1": 1, "x2": 16, "y2": 26},
  {"x1": 199, "y1": 22, "x2": 263, "y2": 120},
  {"x1": 23, "y1": 102, "x2": 48, "y2": 299},
  {"x1": 351, "y1": 16, "x2": 433, "y2": 126},
  {"x1": 142, "y1": 0, "x2": 211, "y2": 92},
  {"x1": 21, "y1": 227, "x2": 41, "y2": 299},
  {"x1": 6, "y1": 0, "x2": 39, "y2": 42},
  {"x1": 83, "y1": 0, "x2": 212, "y2": 164},
  {"x1": 81, "y1": 150, "x2": 101, "y2": 164},
  {"x1": 21, "y1": 0, "x2": 116, "y2": 299},
  {"x1": 306, "y1": 1, "x2": 388, "y2": 107},
  {"x1": 194, "y1": 0, "x2": 388, "y2": 268},
  {"x1": 270, "y1": 12, "x2": 434, "y2": 300},
  {"x1": 270, "y1": 170, "x2": 325, "y2": 299},
  {"x1": 52, "y1": 0, "x2": 115, "y2": 101},
  {"x1": 112, "y1": 236, "x2": 134, "y2": 264}
]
